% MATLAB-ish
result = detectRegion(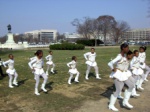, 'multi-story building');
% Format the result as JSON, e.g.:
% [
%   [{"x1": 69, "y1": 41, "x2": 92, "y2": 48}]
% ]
[
  {"x1": 63, "y1": 32, "x2": 84, "y2": 42},
  {"x1": 24, "y1": 29, "x2": 57, "y2": 43},
  {"x1": 122, "y1": 28, "x2": 150, "y2": 42}
]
